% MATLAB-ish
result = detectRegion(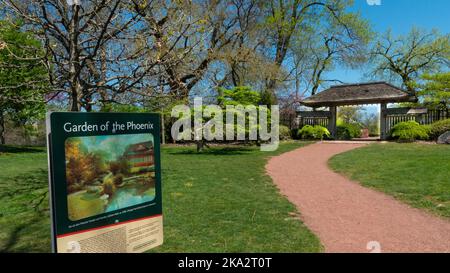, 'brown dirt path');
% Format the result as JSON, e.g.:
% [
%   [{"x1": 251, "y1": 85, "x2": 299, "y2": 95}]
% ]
[{"x1": 266, "y1": 142, "x2": 450, "y2": 253}]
